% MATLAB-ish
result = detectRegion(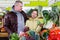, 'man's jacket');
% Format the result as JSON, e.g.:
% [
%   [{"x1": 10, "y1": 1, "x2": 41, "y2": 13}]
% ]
[{"x1": 3, "y1": 11, "x2": 28, "y2": 34}]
